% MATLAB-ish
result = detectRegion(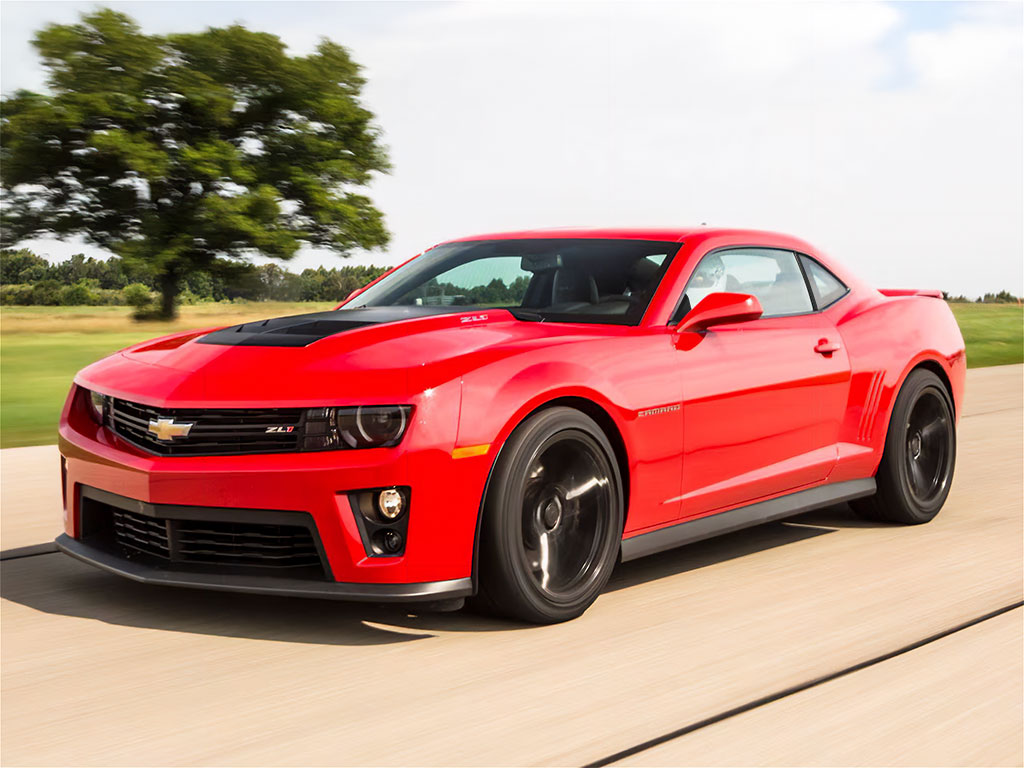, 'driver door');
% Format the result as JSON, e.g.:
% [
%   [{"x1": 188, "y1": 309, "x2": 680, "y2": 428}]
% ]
[{"x1": 673, "y1": 248, "x2": 851, "y2": 520}]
